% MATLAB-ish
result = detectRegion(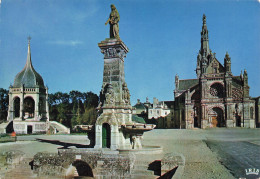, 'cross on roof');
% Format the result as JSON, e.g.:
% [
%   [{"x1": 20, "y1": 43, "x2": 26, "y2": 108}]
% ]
[{"x1": 28, "y1": 36, "x2": 31, "y2": 44}]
